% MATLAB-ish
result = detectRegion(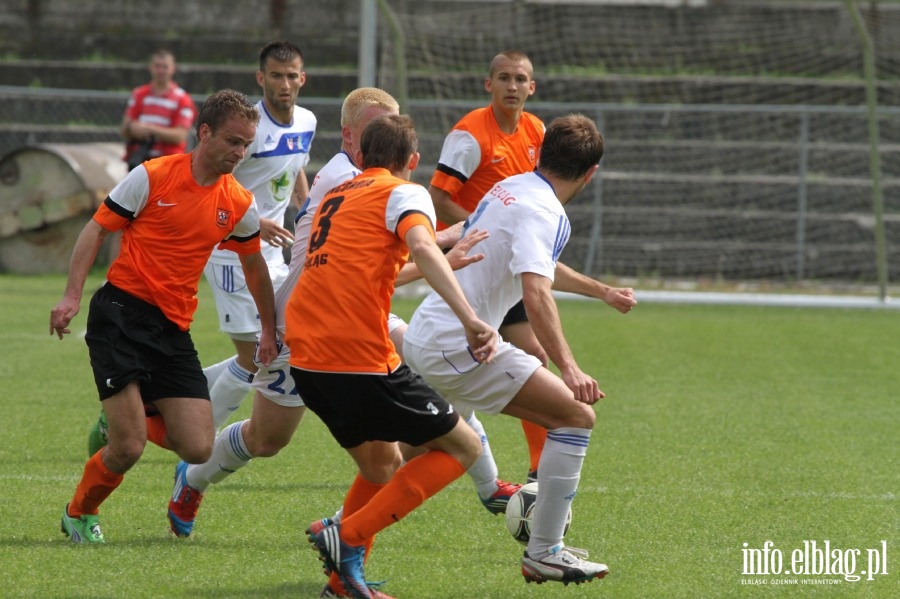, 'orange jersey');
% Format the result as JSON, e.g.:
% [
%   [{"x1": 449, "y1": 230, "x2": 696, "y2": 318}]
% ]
[
  {"x1": 93, "y1": 153, "x2": 261, "y2": 330},
  {"x1": 430, "y1": 106, "x2": 544, "y2": 228},
  {"x1": 285, "y1": 168, "x2": 435, "y2": 374}
]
